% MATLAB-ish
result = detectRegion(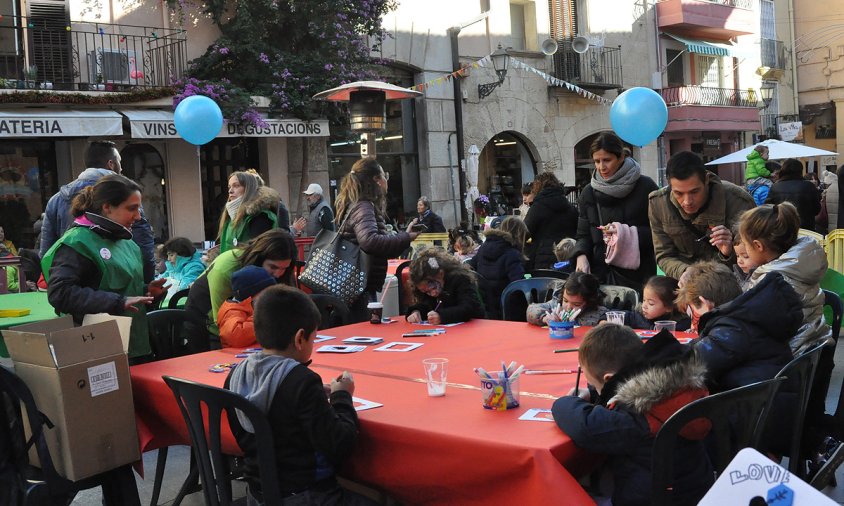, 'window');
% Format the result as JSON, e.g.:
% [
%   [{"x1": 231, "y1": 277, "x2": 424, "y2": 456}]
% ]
[
  {"x1": 695, "y1": 55, "x2": 722, "y2": 87},
  {"x1": 510, "y1": 0, "x2": 537, "y2": 51},
  {"x1": 0, "y1": 140, "x2": 58, "y2": 249},
  {"x1": 510, "y1": 3, "x2": 526, "y2": 50},
  {"x1": 666, "y1": 49, "x2": 684, "y2": 87}
]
